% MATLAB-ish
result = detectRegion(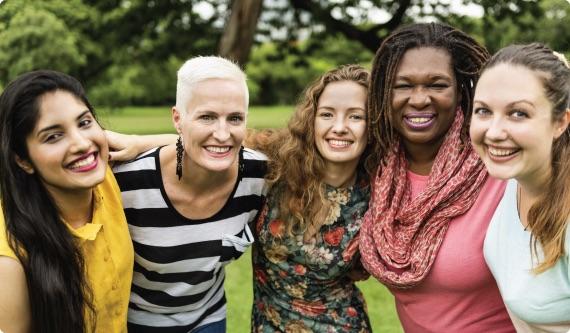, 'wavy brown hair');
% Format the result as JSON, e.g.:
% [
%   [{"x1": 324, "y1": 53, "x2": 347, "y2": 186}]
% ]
[
  {"x1": 368, "y1": 22, "x2": 489, "y2": 167},
  {"x1": 483, "y1": 43, "x2": 570, "y2": 273},
  {"x1": 251, "y1": 65, "x2": 371, "y2": 238}
]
